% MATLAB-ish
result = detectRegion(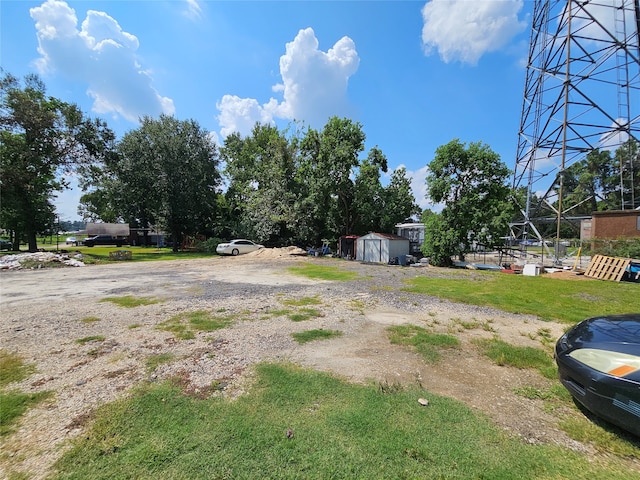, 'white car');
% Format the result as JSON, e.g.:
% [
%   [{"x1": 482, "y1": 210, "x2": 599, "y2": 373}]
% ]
[
  {"x1": 216, "y1": 239, "x2": 264, "y2": 256},
  {"x1": 65, "y1": 236, "x2": 78, "y2": 246}
]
